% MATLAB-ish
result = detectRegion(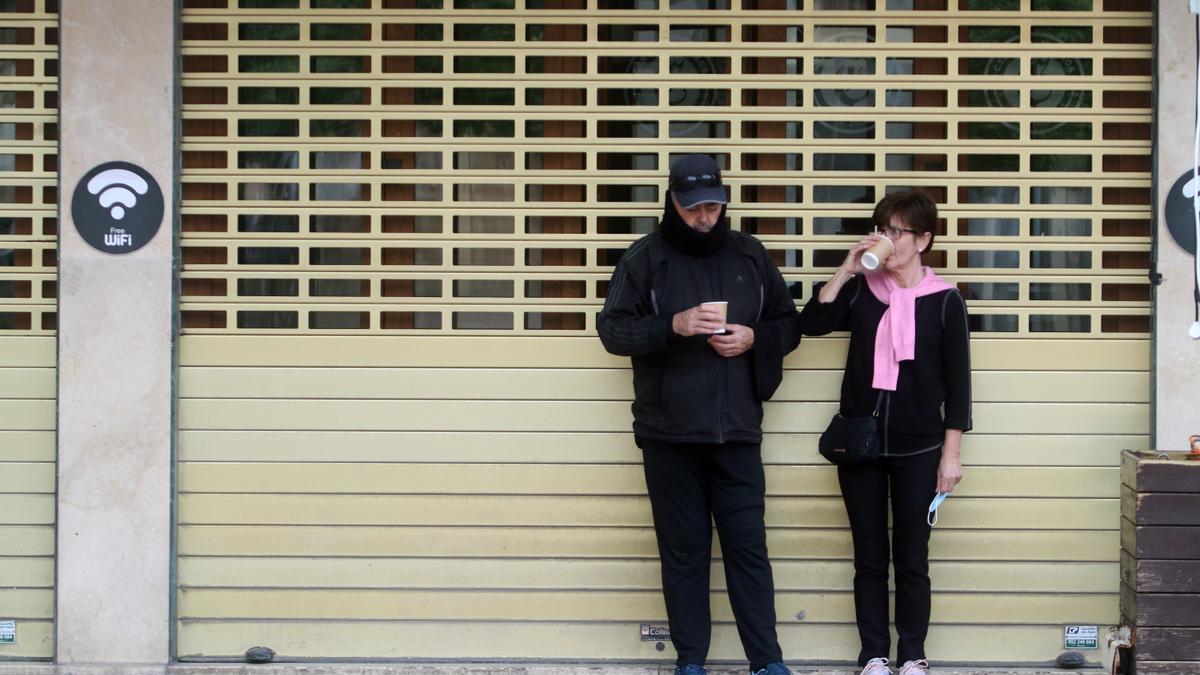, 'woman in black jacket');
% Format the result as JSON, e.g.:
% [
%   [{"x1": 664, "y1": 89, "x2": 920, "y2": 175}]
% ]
[{"x1": 798, "y1": 191, "x2": 971, "y2": 675}]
